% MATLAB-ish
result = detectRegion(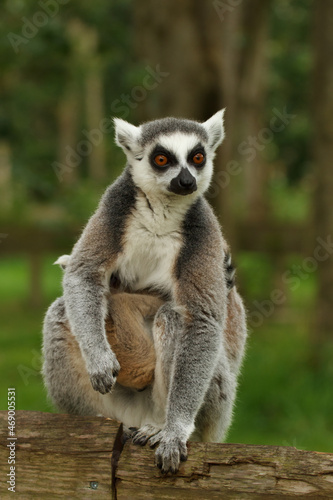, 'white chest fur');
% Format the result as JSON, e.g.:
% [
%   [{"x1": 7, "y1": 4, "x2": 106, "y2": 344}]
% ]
[{"x1": 115, "y1": 193, "x2": 189, "y2": 294}]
